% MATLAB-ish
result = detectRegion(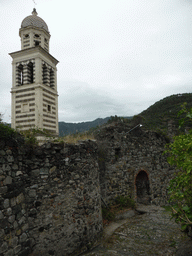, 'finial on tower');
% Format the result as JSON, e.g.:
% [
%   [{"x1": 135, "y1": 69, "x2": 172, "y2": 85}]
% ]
[{"x1": 32, "y1": 8, "x2": 38, "y2": 16}]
